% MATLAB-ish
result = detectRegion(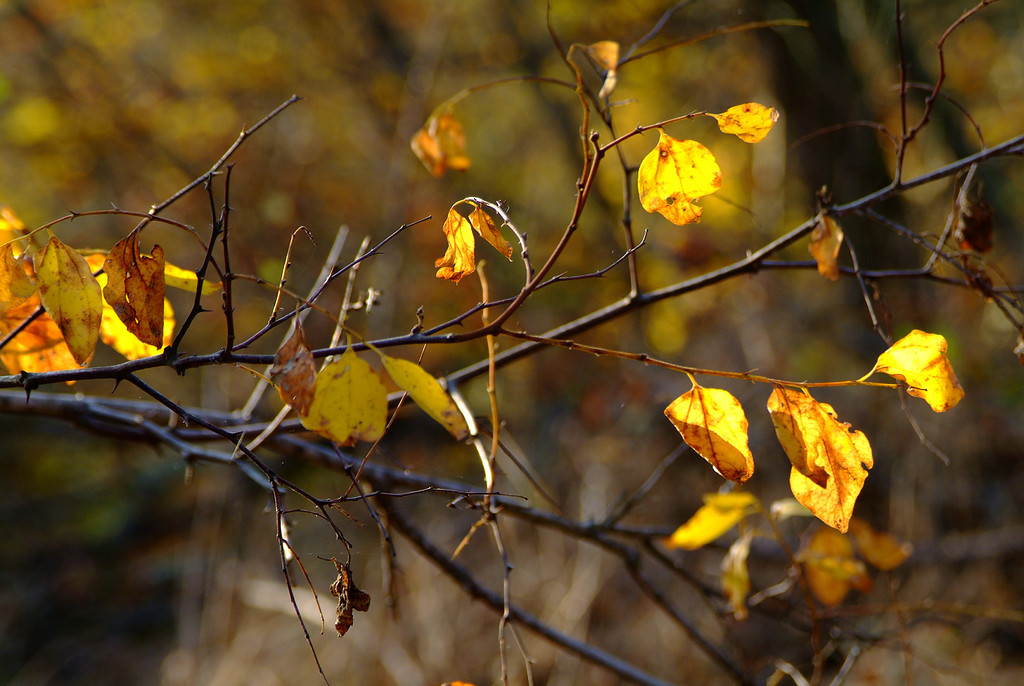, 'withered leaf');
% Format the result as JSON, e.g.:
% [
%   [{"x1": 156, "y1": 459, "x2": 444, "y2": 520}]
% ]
[
  {"x1": 270, "y1": 324, "x2": 317, "y2": 416},
  {"x1": 103, "y1": 231, "x2": 166, "y2": 348},
  {"x1": 330, "y1": 558, "x2": 371, "y2": 637},
  {"x1": 955, "y1": 196, "x2": 994, "y2": 253},
  {"x1": 411, "y1": 112, "x2": 471, "y2": 177},
  {"x1": 809, "y1": 214, "x2": 844, "y2": 281}
]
